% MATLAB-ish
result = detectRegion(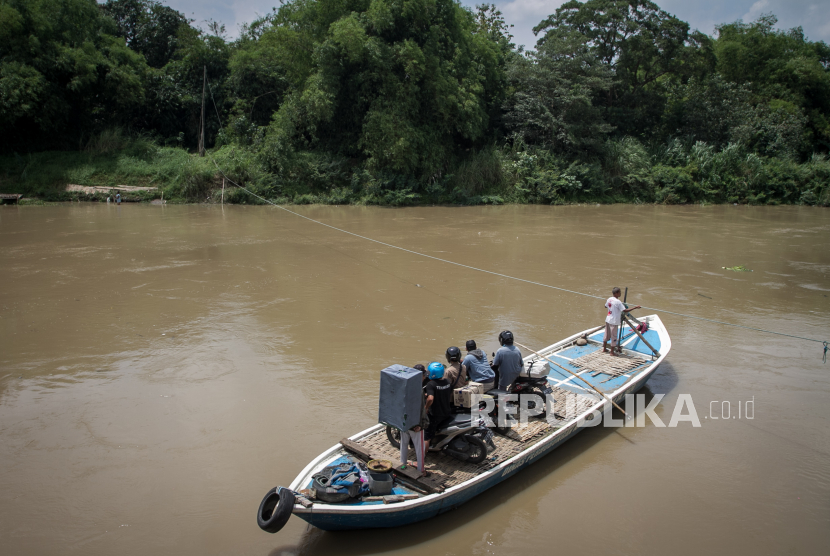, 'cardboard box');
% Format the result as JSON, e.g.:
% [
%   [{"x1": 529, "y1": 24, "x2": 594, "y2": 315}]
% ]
[{"x1": 453, "y1": 382, "x2": 484, "y2": 408}]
